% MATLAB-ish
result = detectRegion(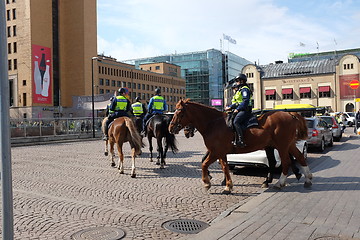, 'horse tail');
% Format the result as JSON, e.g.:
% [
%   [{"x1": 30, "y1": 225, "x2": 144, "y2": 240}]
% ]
[
  {"x1": 101, "y1": 117, "x2": 108, "y2": 134},
  {"x1": 124, "y1": 117, "x2": 144, "y2": 155},
  {"x1": 166, "y1": 131, "x2": 178, "y2": 153},
  {"x1": 293, "y1": 112, "x2": 308, "y2": 140}
]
